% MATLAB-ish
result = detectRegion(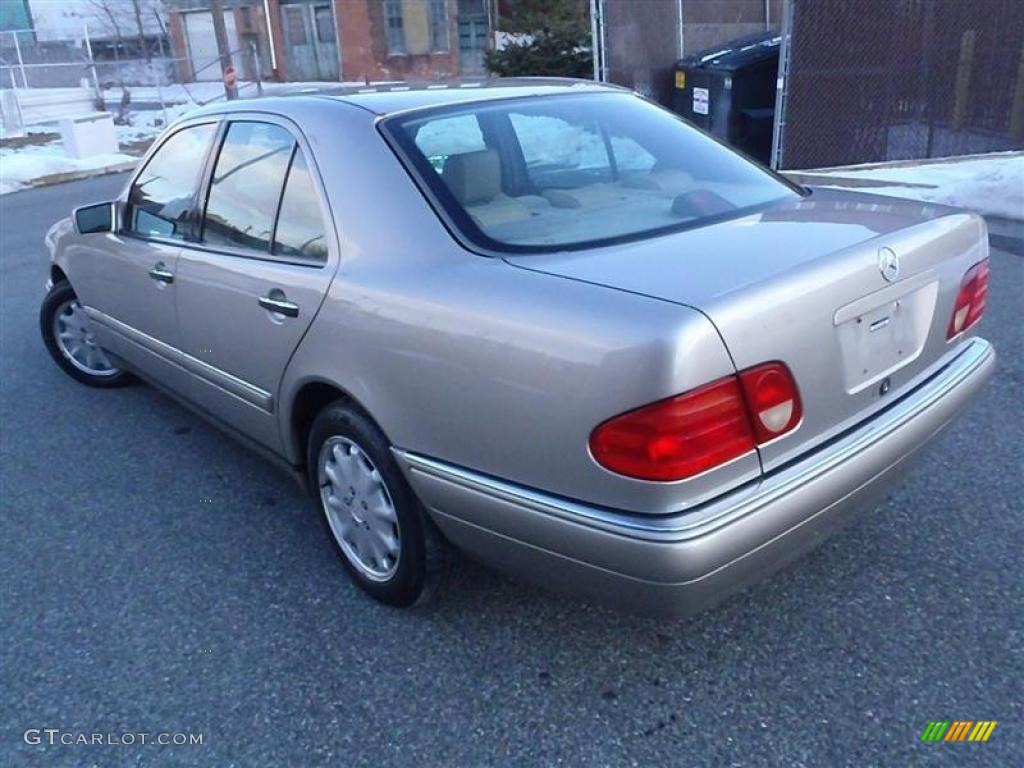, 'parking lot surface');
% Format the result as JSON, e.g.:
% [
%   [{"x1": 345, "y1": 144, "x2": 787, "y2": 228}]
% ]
[{"x1": 2, "y1": 174, "x2": 1021, "y2": 766}]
